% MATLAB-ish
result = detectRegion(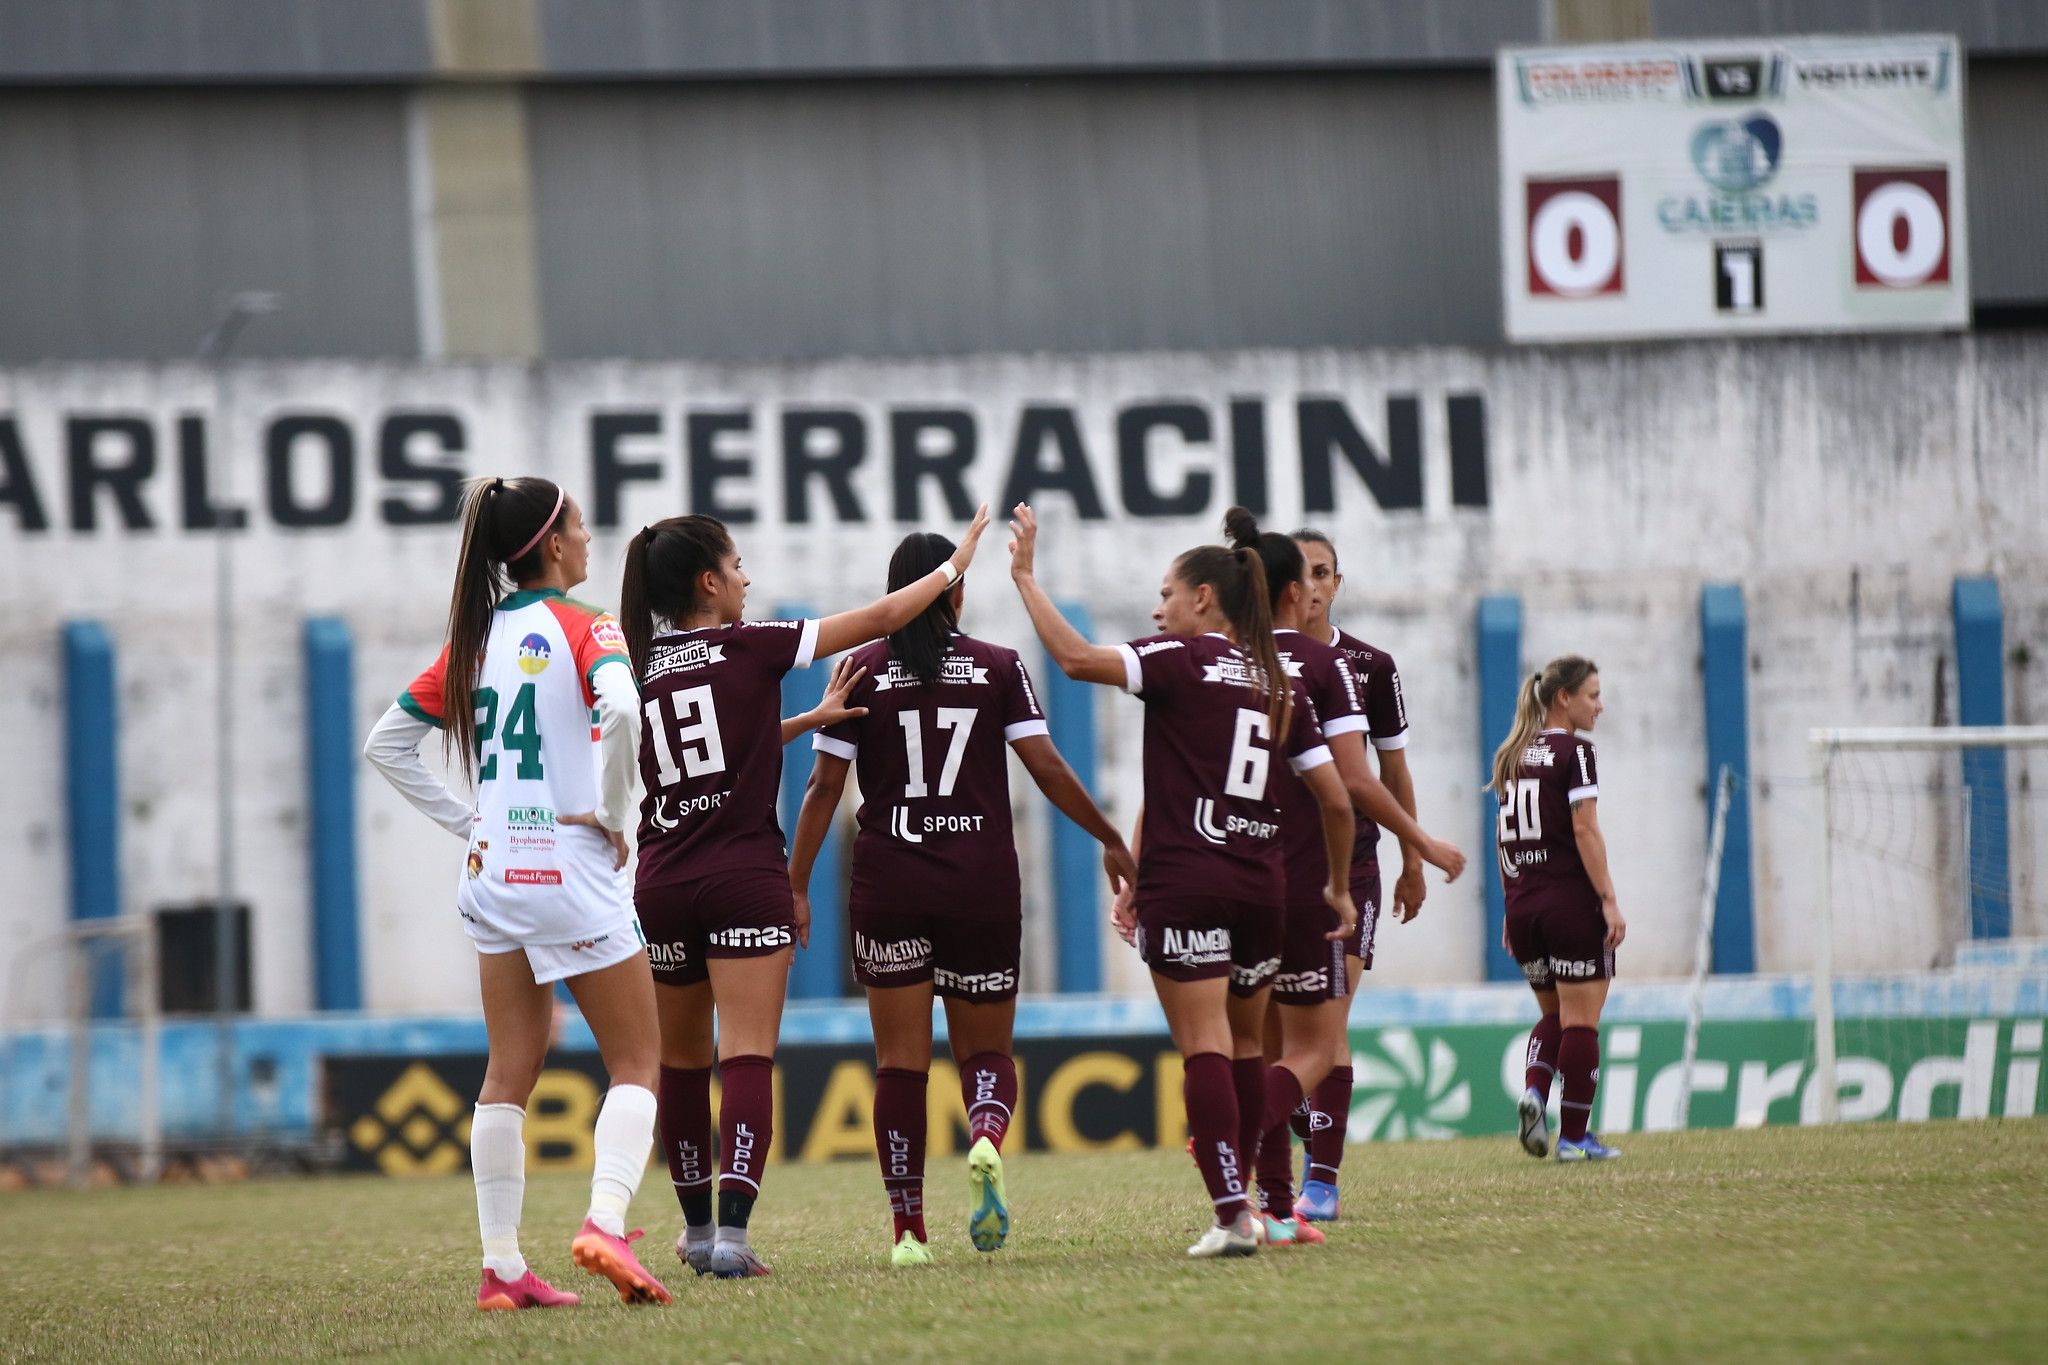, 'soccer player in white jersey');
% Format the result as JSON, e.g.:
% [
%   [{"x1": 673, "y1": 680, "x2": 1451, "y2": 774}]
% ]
[{"x1": 365, "y1": 476, "x2": 670, "y2": 1310}]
